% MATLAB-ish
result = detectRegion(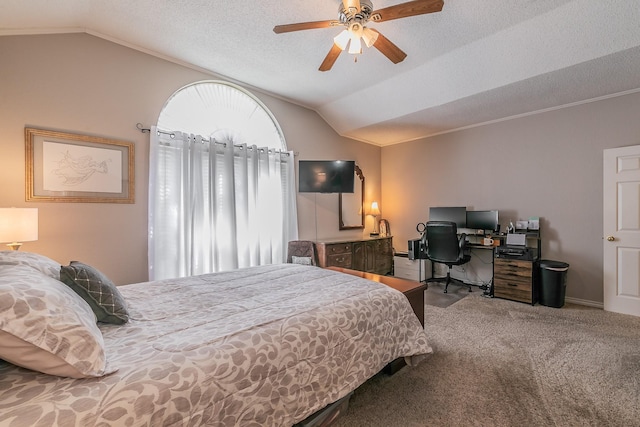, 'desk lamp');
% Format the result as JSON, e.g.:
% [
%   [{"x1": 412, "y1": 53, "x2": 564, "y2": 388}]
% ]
[
  {"x1": 0, "y1": 208, "x2": 38, "y2": 251},
  {"x1": 369, "y1": 201, "x2": 381, "y2": 237}
]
